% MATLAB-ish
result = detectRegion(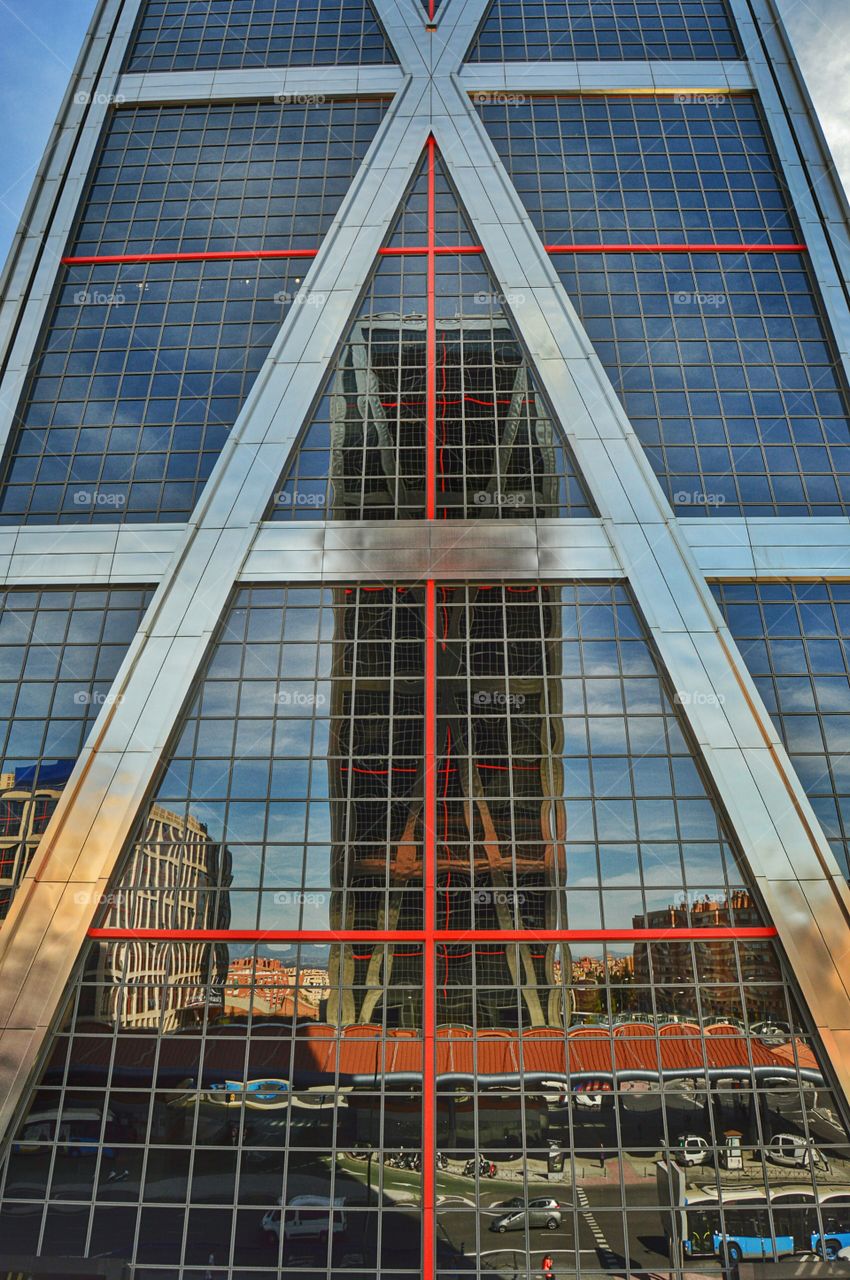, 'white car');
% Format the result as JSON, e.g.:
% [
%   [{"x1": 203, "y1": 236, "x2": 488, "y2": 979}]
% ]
[
  {"x1": 673, "y1": 1135, "x2": 711, "y2": 1166},
  {"x1": 262, "y1": 1195, "x2": 347, "y2": 1247},
  {"x1": 766, "y1": 1133, "x2": 828, "y2": 1170}
]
